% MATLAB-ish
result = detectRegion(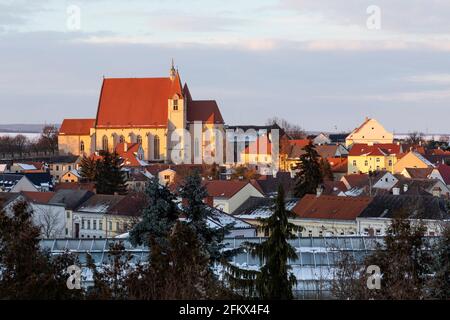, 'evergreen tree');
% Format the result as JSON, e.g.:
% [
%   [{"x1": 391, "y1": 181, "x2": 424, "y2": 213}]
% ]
[
  {"x1": 95, "y1": 150, "x2": 127, "y2": 195},
  {"x1": 86, "y1": 241, "x2": 134, "y2": 299},
  {"x1": 0, "y1": 201, "x2": 82, "y2": 299},
  {"x1": 429, "y1": 224, "x2": 450, "y2": 299},
  {"x1": 294, "y1": 141, "x2": 323, "y2": 198},
  {"x1": 319, "y1": 158, "x2": 334, "y2": 181},
  {"x1": 179, "y1": 171, "x2": 231, "y2": 262},
  {"x1": 129, "y1": 176, "x2": 179, "y2": 247},
  {"x1": 79, "y1": 155, "x2": 97, "y2": 182},
  {"x1": 226, "y1": 185, "x2": 301, "y2": 299}
]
